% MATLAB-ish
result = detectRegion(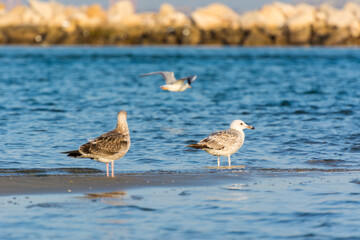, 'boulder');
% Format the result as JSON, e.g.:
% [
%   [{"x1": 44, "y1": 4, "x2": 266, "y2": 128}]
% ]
[
  {"x1": 344, "y1": 2, "x2": 360, "y2": 19},
  {"x1": 136, "y1": 13, "x2": 156, "y2": 28},
  {"x1": 86, "y1": 4, "x2": 106, "y2": 20},
  {"x1": 74, "y1": 4, "x2": 106, "y2": 27},
  {"x1": 0, "y1": 6, "x2": 26, "y2": 26},
  {"x1": 327, "y1": 8, "x2": 356, "y2": 28},
  {"x1": 286, "y1": 4, "x2": 316, "y2": 32},
  {"x1": 350, "y1": 20, "x2": 360, "y2": 37},
  {"x1": 107, "y1": 0, "x2": 135, "y2": 24},
  {"x1": 191, "y1": 3, "x2": 241, "y2": 30},
  {"x1": 29, "y1": 0, "x2": 66, "y2": 23},
  {"x1": 258, "y1": 4, "x2": 286, "y2": 29},
  {"x1": 0, "y1": 3, "x2": 6, "y2": 15},
  {"x1": 243, "y1": 28, "x2": 272, "y2": 46},
  {"x1": 272, "y1": 1, "x2": 296, "y2": 18},
  {"x1": 2, "y1": 25, "x2": 47, "y2": 44},
  {"x1": 0, "y1": 30, "x2": 7, "y2": 43},
  {"x1": 286, "y1": 4, "x2": 316, "y2": 45},
  {"x1": 239, "y1": 11, "x2": 265, "y2": 30},
  {"x1": 157, "y1": 3, "x2": 190, "y2": 27},
  {"x1": 324, "y1": 28, "x2": 350, "y2": 45}
]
